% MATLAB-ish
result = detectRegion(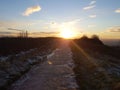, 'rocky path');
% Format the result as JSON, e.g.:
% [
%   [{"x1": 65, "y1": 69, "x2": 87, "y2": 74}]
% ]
[{"x1": 10, "y1": 44, "x2": 78, "y2": 90}]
